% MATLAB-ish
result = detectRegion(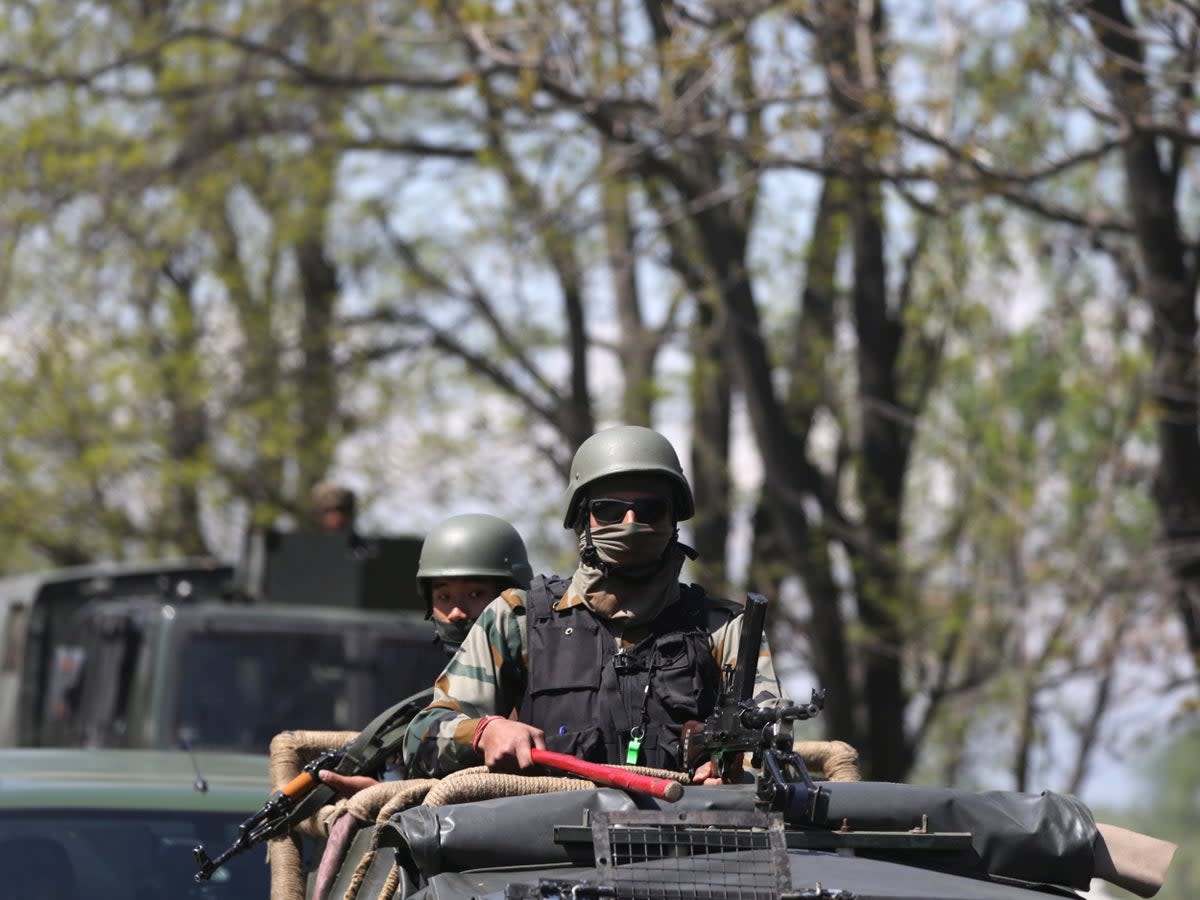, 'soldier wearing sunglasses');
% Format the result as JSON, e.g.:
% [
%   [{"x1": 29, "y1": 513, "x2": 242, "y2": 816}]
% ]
[{"x1": 404, "y1": 425, "x2": 780, "y2": 785}]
